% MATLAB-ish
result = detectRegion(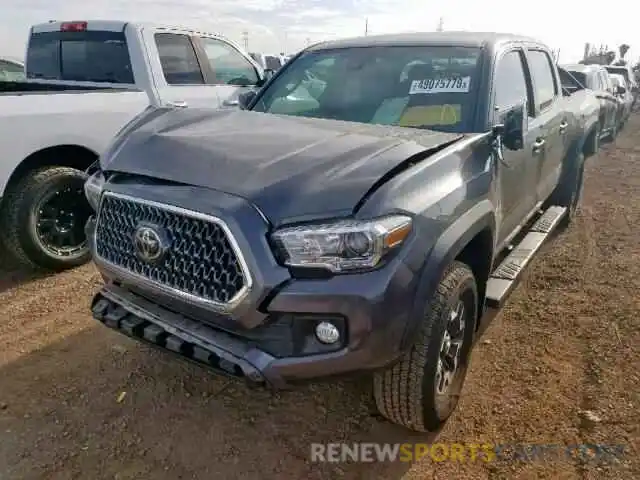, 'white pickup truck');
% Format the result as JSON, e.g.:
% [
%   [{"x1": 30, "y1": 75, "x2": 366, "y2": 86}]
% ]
[{"x1": 0, "y1": 19, "x2": 270, "y2": 271}]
